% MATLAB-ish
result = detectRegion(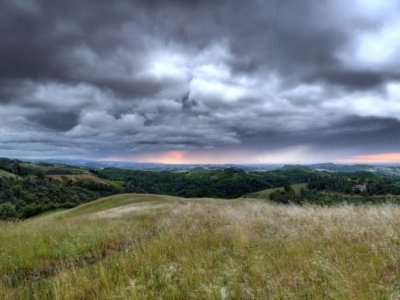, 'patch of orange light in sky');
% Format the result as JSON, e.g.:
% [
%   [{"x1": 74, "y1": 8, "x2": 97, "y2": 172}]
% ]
[
  {"x1": 345, "y1": 152, "x2": 400, "y2": 163},
  {"x1": 144, "y1": 151, "x2": 189, "y2": 164},
  {"x1": 141, "y1": 150, "x2": 225, "y2": 164},
  {"x1": 99, "y1": 146, "x2": 325, "y2": 164},
  {"x1": 100, "y1": 150, "x2": 239, "y2": 164},
  {"x1": 165, "y1": 151, "x2": 185, "y2": 160}
]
